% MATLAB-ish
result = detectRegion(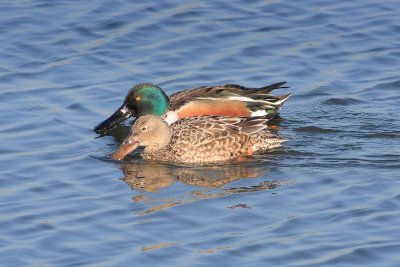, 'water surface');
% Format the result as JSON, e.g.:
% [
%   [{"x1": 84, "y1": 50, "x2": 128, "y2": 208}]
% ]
[{"x1": 1, "y1": 0, "x2": 399, "y2": 266}]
